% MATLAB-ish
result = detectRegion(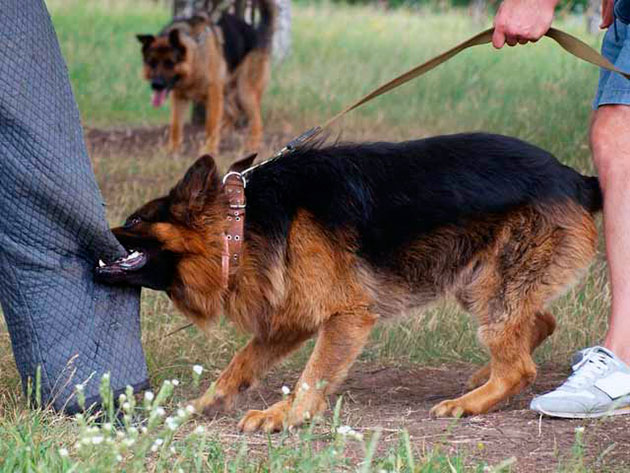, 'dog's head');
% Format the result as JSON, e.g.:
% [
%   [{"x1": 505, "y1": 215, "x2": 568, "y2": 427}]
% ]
[
  {"x1": 96, "y1": 155, "x2": 227, "y2": 292},
  {"x1": 96, "y1": 153, "x2": 257, "y2": 323},
  {"x1": 137, "y1": 29, "x2": 188, "y2": 108}
]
